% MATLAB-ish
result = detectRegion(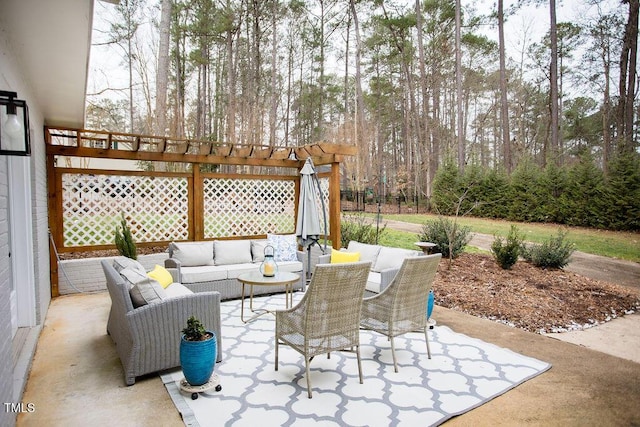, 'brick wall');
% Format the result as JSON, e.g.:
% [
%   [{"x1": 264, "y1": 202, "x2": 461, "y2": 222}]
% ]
[{"x1": 57, "y1": 253, "x2": 169, "y2": 295}]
